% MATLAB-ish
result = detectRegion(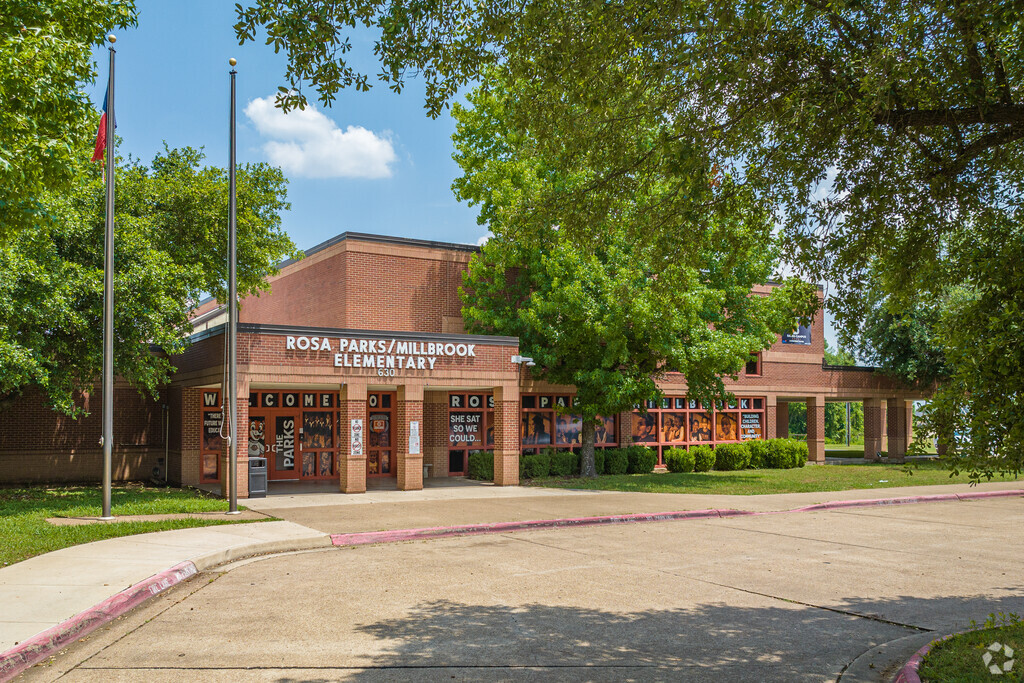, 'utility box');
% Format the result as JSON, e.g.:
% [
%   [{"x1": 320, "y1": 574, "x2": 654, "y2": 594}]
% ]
[{"x1": 248, "y1": 457, "x2": 267, "y2": 498}]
